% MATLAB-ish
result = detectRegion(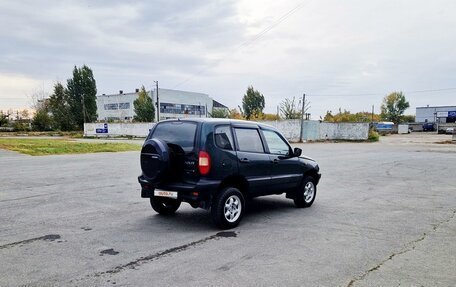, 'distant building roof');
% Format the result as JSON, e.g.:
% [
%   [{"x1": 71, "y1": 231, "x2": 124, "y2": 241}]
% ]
[{"x1": 416, "y1": 105, "x2": 456, "y2": 109}]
